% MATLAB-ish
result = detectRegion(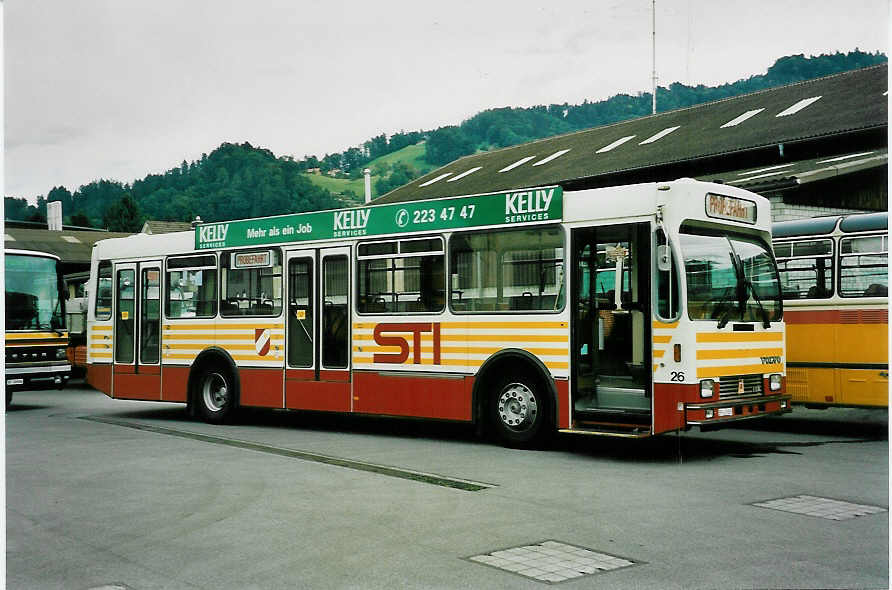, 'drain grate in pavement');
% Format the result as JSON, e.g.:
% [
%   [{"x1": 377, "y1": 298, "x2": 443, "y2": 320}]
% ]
[
  {"x1": 468, "y1": 541, "x2": 637, "y2": 583},
  {"x1": 753, "y1": 495, "x2": 887, "y2": 520}
]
